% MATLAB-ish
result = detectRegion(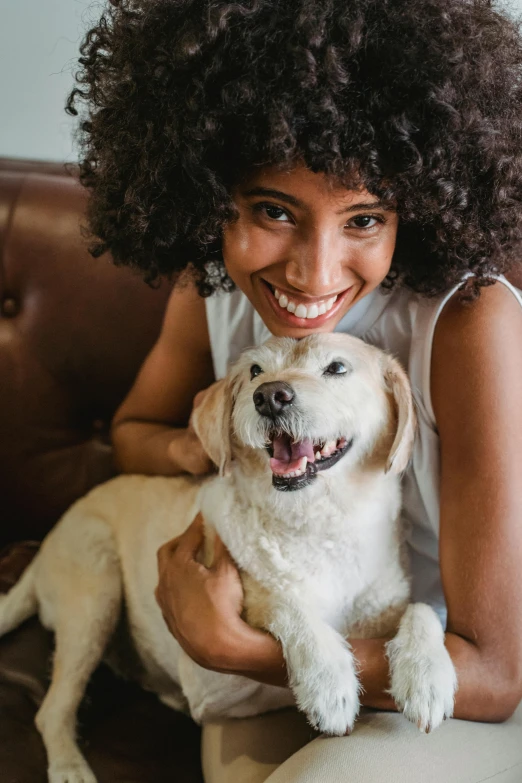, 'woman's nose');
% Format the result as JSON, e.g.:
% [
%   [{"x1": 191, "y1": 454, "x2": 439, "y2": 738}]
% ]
[{"x1": 284, "y1": 230, "x2": 347, "y2": 296}]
